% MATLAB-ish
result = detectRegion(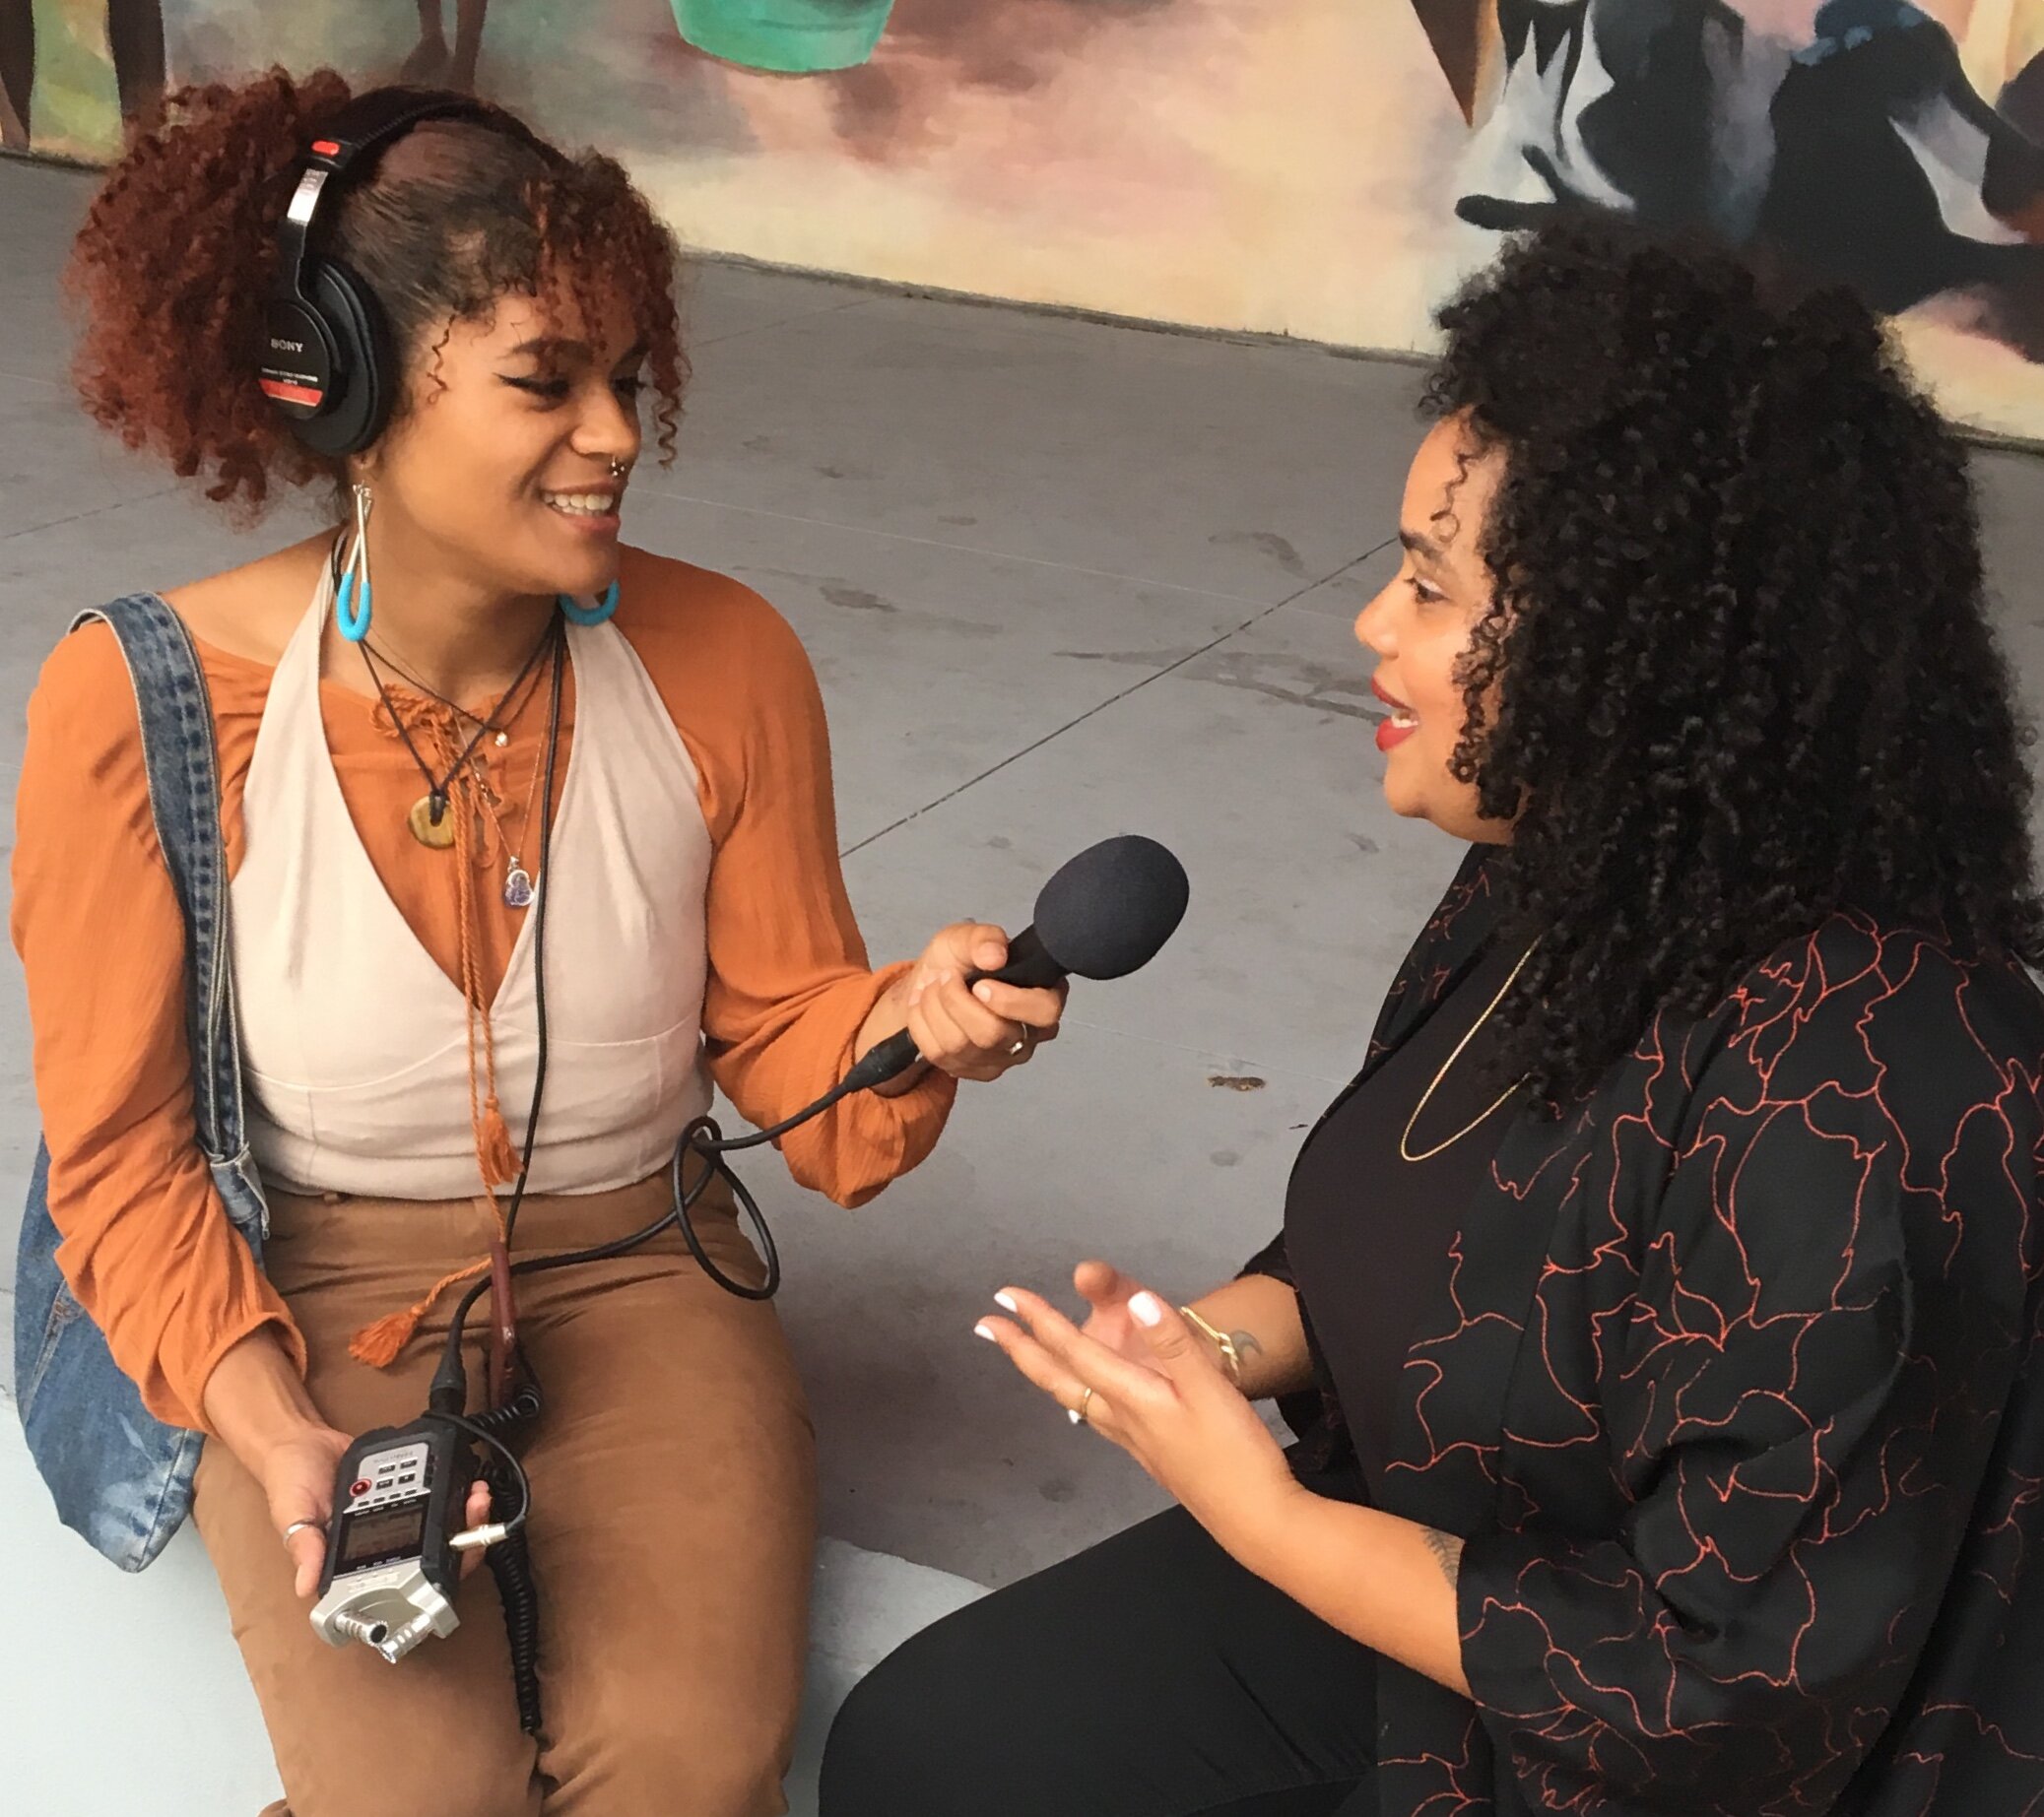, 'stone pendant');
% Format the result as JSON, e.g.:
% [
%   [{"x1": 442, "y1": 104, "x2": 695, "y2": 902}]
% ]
[{"x1": 408, "y1": 792, "x2": 455, "y2": 849}]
